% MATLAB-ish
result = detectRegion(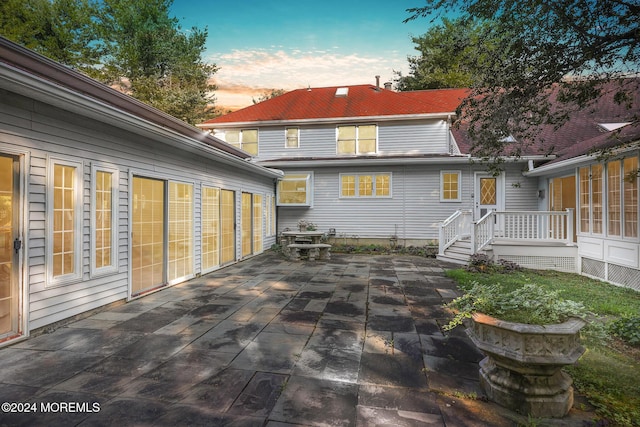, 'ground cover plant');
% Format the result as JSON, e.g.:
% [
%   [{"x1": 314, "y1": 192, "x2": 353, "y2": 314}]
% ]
[{"x1": 446, "y1": 260, "x2": 640, "y2": 426}]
